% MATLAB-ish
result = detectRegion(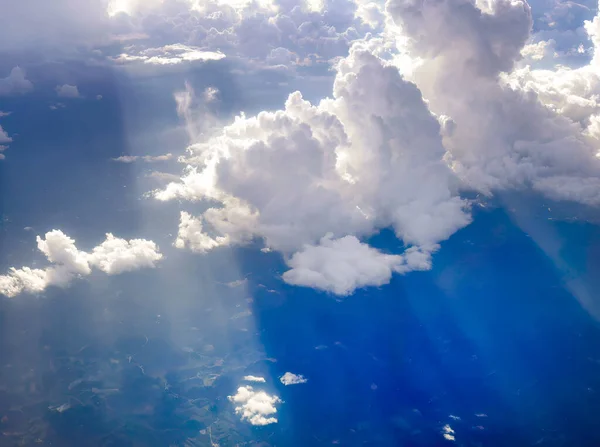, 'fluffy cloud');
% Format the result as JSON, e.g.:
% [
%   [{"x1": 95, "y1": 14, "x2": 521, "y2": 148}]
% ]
[
  {"x1": 243, "y1": 375, "x2": 266, "y2": 383},
  {"x1": 156, "y1": 44, "x2": 471, "y2": 294},
  {"x1": 228, "y1": 385, "x2": 281, "y2": 425},
  {"x1": 279, "y1": 372, "x2": 308, "y2": 385},
  {"x1": 387, "y1": 0, "x2": 600, "y2": 205},
  {"x1": 0, "y1": 230, "x2": 162, "y2": 298},
  {"x1": 1, "y1": 0, "x2": 372, "y2": 78},
  {"x1": 0, "y1": 125, "x2": 13, "y2": 160},
  {"x1": 150, "y1": 0, "x2": 600, "y2": 296},
  {"x1": 283, "y1": 235, "x2": 432, "y2": 295},
  {"x1": 55, "y1": 84, "x2": 81, "y2": 98},
  {"x1": 87, "y1": 234, "x2": 164, "y2": 274},
  {"x1": 0, "y1": 125, "x2": 12, "y2": 144},
  {"x1": 0, "y1": 67, "x2": 33, "y2": 96}
]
